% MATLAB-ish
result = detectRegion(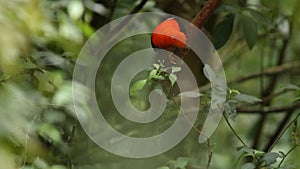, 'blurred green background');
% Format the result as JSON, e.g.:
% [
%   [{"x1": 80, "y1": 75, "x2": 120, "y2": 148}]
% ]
[{"x1": 0, "y1": 0, "x2": 300, "y2": 169}]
